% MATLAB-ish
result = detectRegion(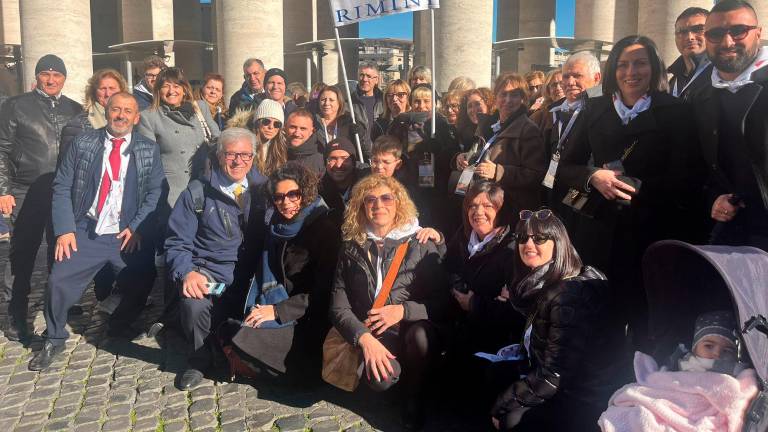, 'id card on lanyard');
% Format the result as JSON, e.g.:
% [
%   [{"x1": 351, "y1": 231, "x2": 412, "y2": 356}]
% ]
[
  {"x1": 542, "y1": 108, "x2": 581, "y2": 189},
  {"x1": 454, "y1": 129, "x2": 501, "y2": 195},
  {"x1": 418, "y1": 152, "x2": 435, "y2": 188}
]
